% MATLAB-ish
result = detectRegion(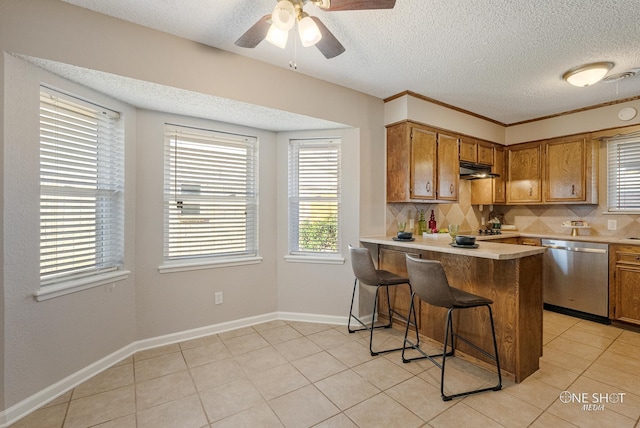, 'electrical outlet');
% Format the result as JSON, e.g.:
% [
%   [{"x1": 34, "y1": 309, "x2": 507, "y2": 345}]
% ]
[
  {"x1": 608, "y1": 219, "x2": 617, "y2": 231},
  {"x1": 215, "y1": 291, "x2": 223, "y2": 305}
]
